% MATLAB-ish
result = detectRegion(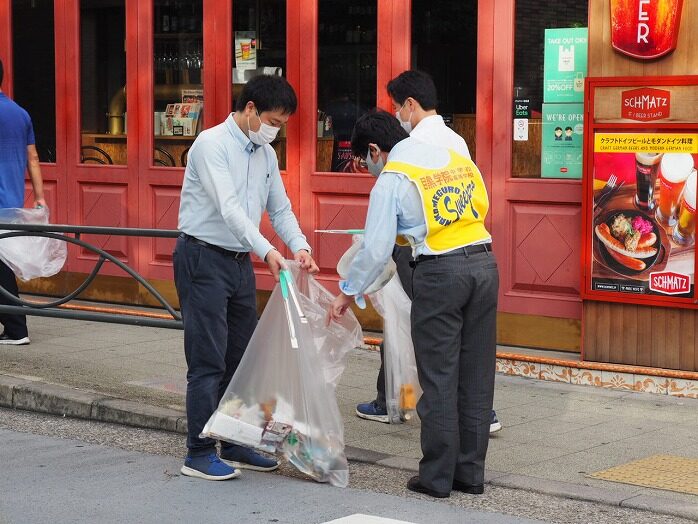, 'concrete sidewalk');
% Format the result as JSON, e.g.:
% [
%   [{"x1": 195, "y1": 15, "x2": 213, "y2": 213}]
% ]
[{"x1": 1, "y1": 315, "x2": 697, "y2": 520}]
